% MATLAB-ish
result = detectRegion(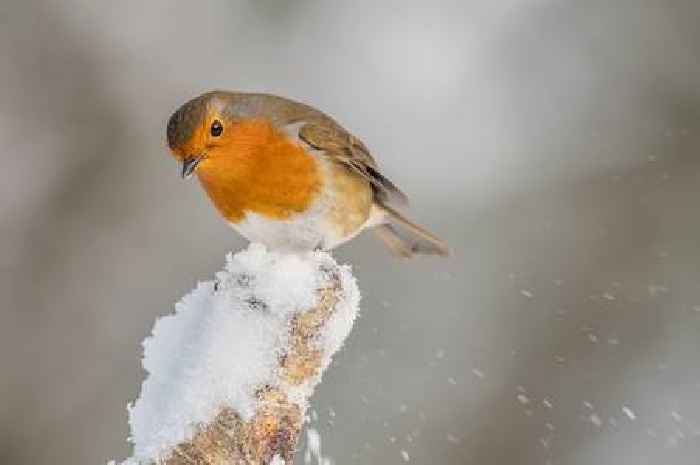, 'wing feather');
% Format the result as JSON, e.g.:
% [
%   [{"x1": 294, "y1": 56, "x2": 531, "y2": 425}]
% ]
[{"x1": 297, "y1": 122, "x2": 408, "y2": 206}]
